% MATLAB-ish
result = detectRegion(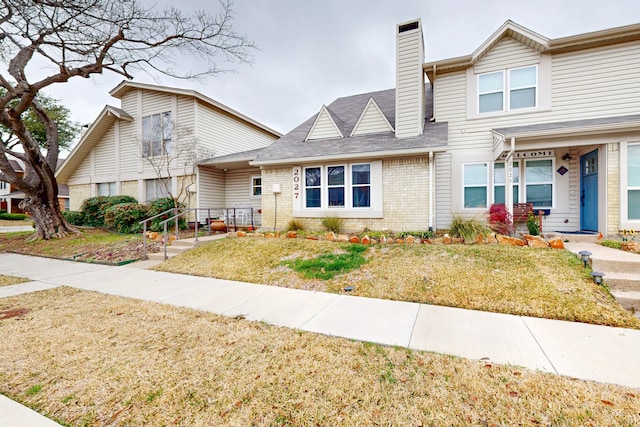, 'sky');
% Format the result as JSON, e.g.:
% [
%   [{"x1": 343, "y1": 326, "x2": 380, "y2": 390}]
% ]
[{"x1": 38, "y1": 0, "x2": 640, "y2": 139}]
